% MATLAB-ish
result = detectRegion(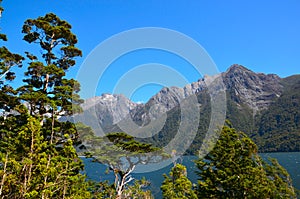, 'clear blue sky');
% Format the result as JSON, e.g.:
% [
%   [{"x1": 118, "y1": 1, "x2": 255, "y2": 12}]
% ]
[{"x1": 1, "y1": 0, "x2": 300, "y2": 102}]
